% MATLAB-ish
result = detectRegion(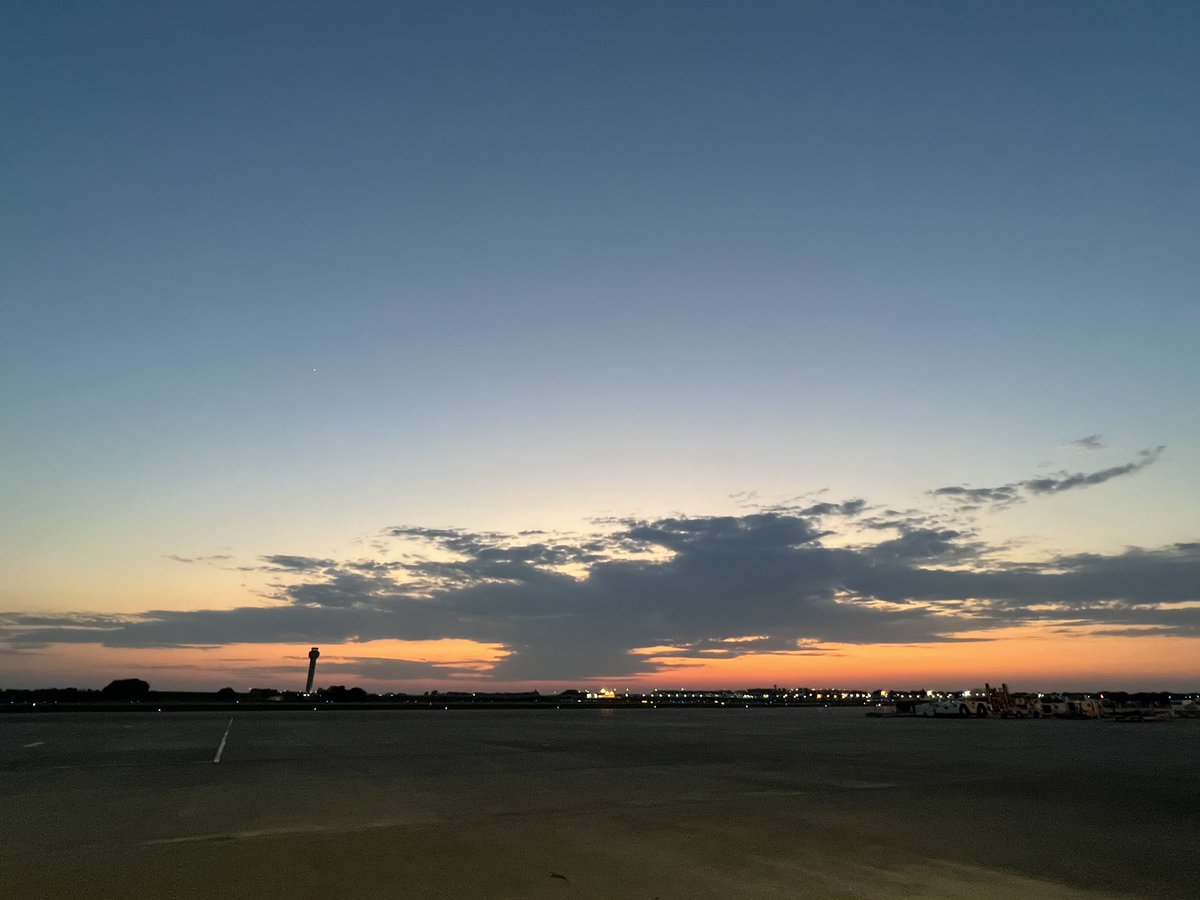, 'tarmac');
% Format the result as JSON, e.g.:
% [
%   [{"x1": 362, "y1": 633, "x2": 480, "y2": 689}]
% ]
[{"x1": 2, "y1": 707, "x2": 1196, "y2": 899}]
